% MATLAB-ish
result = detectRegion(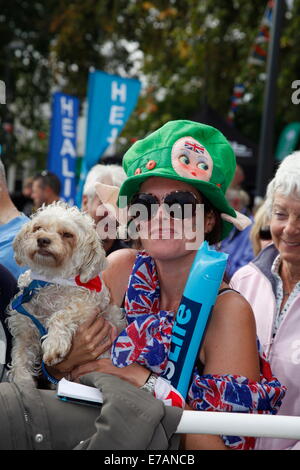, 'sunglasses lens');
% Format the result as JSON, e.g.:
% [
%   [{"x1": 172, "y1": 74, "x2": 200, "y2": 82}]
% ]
[
  {"x1": 130, "y1": 194, "x2": 158, "y2": 220},
  {"x1": 164, "y1": 192, "x2": 197, "y2": 219},
  {"x1": 130, "y1": 191, "x2": 198, "y2": 221}
]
